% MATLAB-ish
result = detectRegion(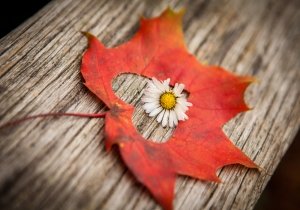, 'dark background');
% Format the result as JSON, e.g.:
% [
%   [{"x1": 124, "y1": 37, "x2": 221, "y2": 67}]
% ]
[
  {"x1": 1, "y1": 1, "x2": 299, "y2": 209},
  {"x1": 0, "y1": 1, "x2": 52, "y2": 38}
]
